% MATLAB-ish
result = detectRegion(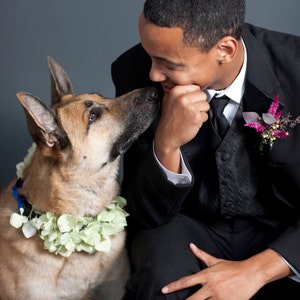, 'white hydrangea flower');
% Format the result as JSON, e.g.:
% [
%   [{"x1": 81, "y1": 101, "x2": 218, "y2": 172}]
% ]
[
  {"x1": 10, "y1": 197, "x2": 128, "y2": 257},
  {"x1": 16, "y1": 143, "x2": 36, "y2": 179},
  {"x1": 10, "y1": 208, "x2": 28, "y2": 228}
]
